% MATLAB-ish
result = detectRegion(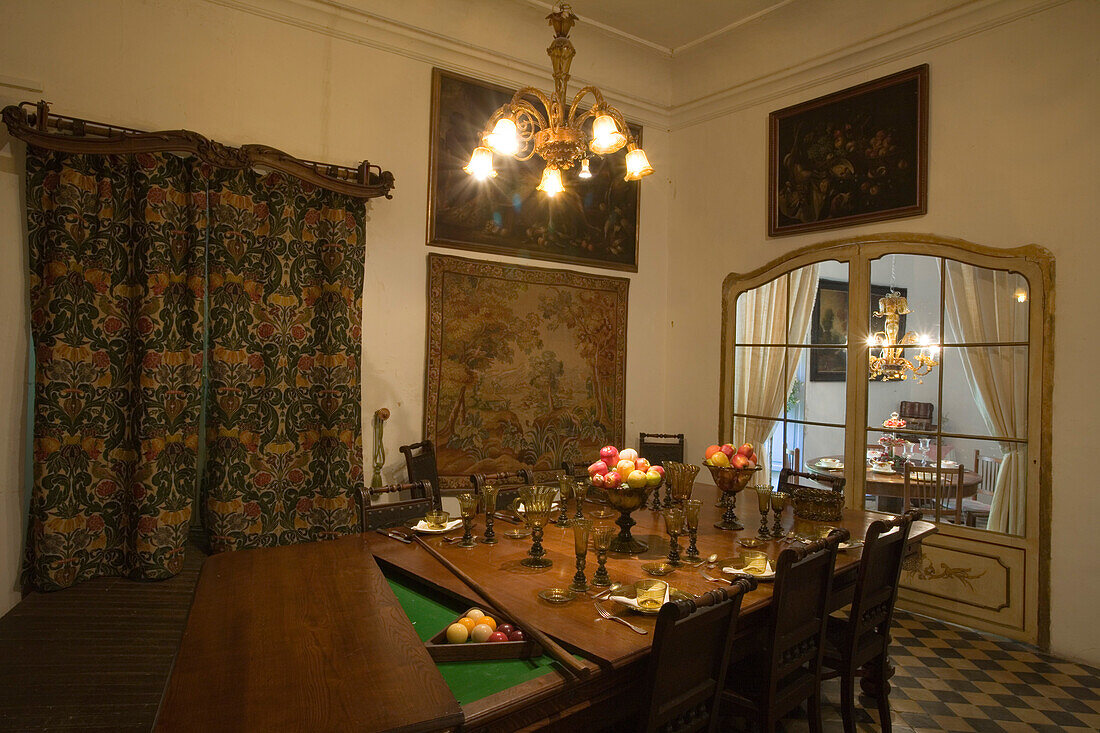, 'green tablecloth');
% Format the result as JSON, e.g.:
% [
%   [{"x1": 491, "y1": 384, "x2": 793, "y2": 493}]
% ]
[{"x1": 385, "y1": 574, "x2": 559, "y2": 705}]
